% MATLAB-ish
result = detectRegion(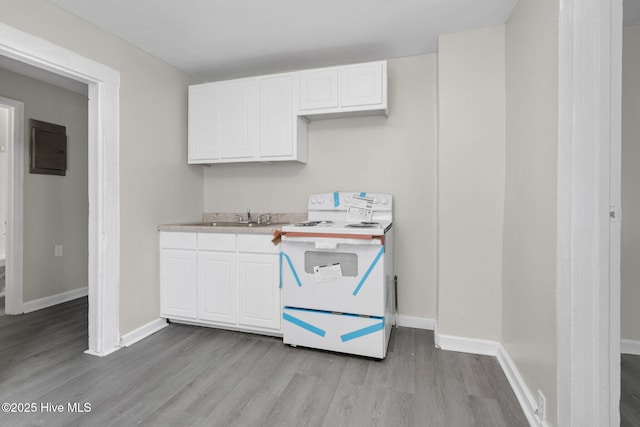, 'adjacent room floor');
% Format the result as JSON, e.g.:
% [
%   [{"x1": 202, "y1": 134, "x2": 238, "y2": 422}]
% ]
[
  {"x1": 1, "y1": 297, "x2": 529, "y2": 426},
  {"x1": 622, "y1": 353, "x2": 640, "y2": 427}
]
